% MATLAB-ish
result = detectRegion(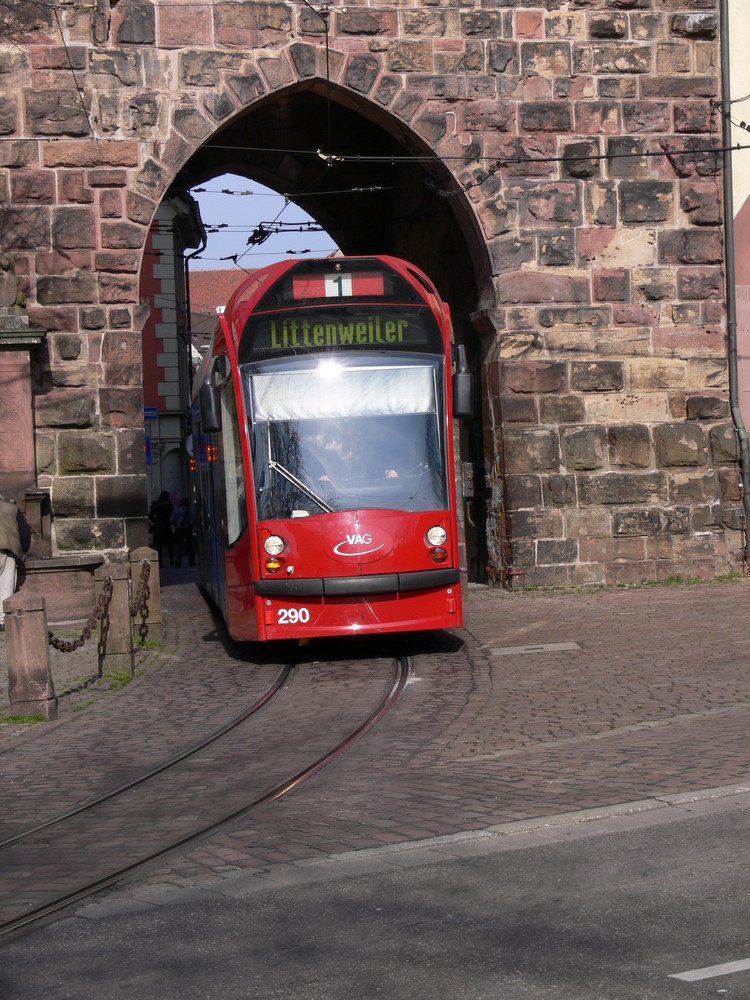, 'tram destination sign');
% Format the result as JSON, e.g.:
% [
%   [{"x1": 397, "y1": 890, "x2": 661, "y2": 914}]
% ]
[{"x1": 242, "y1": 307, "x2": 443, "y2": 359}]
